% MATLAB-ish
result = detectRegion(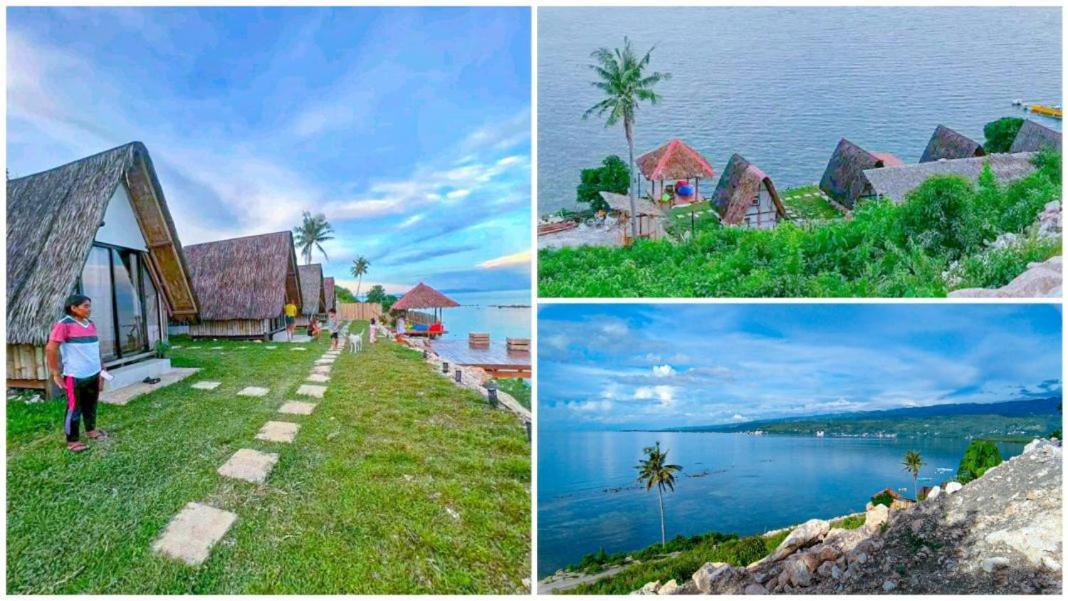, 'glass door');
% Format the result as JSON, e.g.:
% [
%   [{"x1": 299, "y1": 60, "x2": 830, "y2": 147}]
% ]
[
  {"x1": 79, "y1": 245, "x2": 118, "y2": 361},
  {"x1": 113, "y1": 249, "x2": 147, "y2": 355}
]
